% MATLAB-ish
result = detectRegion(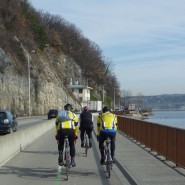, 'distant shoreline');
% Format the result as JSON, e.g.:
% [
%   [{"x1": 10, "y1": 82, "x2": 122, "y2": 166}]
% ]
[{"x1": 152, "y1": 109, "x2": 185, "y2": 111}]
